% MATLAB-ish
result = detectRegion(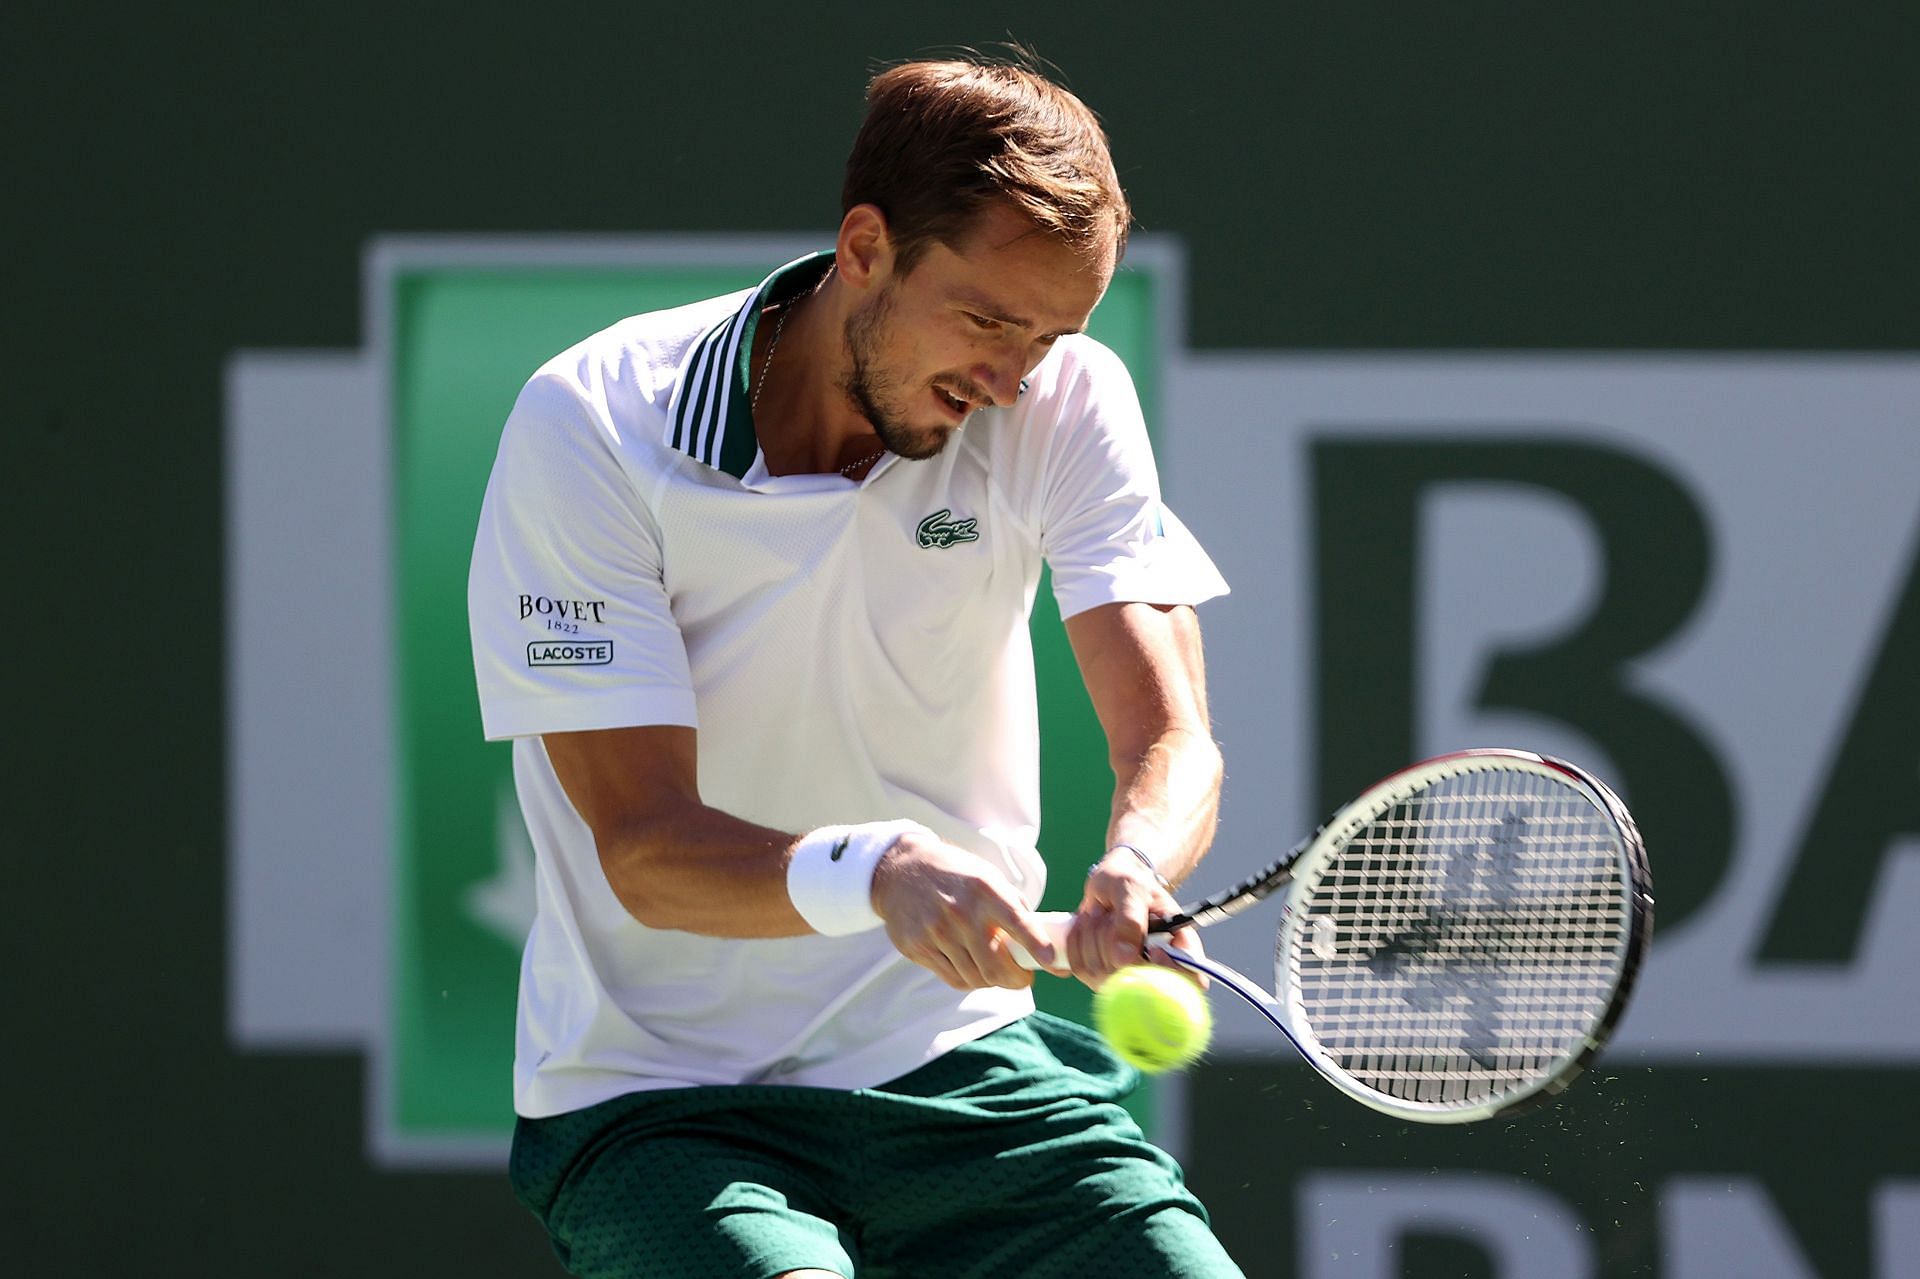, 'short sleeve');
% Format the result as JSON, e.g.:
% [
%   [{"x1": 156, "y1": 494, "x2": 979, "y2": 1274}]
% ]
[
  {"x1": 467, "y1": 374, "x2": 698, "y2": 741},
  {"x1": 1036, "y1": 341, "x2": 1230, "y2": 619}
]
